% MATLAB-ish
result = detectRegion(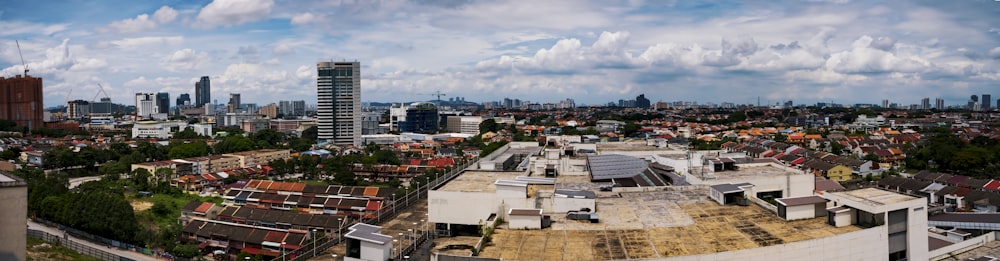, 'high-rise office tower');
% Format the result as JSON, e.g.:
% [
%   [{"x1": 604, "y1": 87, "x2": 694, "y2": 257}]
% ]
[
  {"x1": 920, "y1": 98, "x2": 930, "y2": 110},
  {"x1": 135, "y1": 93, "x2": 158, "y2": 119},
  {"x1": 636, "y1": 94, "x2": 651, "y2": 108},
  {"x1": 969, "y1": 95, "x2": 979, "y2": 110},
  {"x1": 0, "y1": 75, "x2": 43, "y2": 130},
  {"x1": 156, "y1": 92, "x2": 170, "y2": 114},
  {"x1": 176, "y1": 93, "x2": 191, "y2": 106},
  {"x1": 935, "y1": 98, "x2": 944, "y2": 110},
  {"x1": 983, "y1": 94, "x2": 992, "y2": 111},
  {"x1": 317, "y1": 61, "x2": 361, "y2": 146},
  {"x1": 228, "y1": 93, "x2": 241, "y2": 113},
  {"x1": 278, "y1": 100, "x2": 291, "y2": 116},
  {"x1": 292, "y1": 100, "x2": 306, "y2": 116},
  {"x1": 881, "y1": 99, "x2": 889, "y2": 108},
  {"x1": 195, "y1": 76, "x2": 211, "y2": 107}
]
